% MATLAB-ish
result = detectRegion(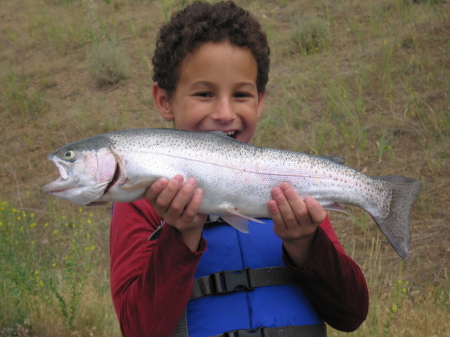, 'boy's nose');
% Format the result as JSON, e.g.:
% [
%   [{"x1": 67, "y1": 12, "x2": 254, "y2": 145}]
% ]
[{"x1": 211, "y1": 99, "x2": 236, "y2": 123}]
